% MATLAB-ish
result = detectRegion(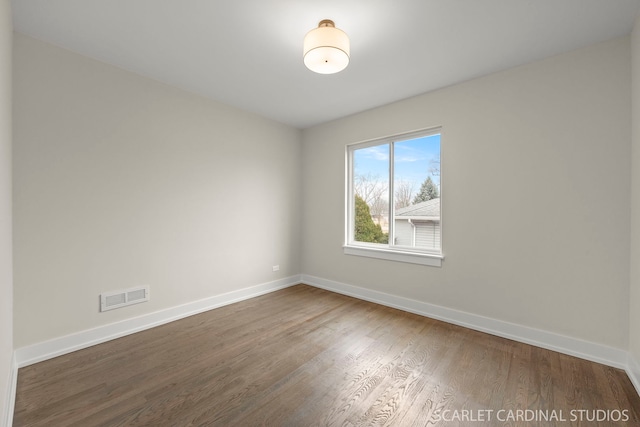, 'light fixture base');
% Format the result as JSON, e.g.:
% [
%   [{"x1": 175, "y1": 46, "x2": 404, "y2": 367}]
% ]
[{"x1": 318, "y1": 19, "x2": 335, "y2": 28}]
